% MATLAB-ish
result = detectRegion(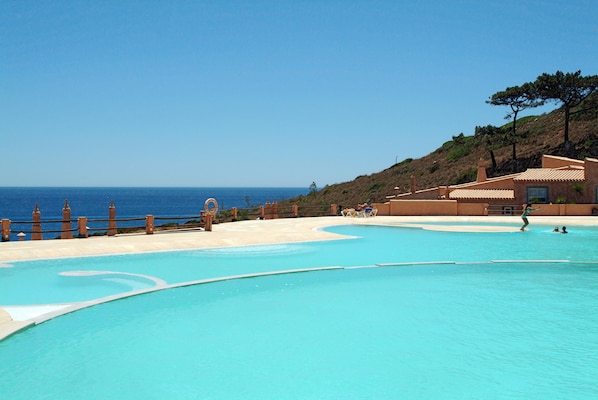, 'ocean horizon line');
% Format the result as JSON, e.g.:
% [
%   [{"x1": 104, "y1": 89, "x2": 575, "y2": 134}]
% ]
[{"x1": 0, "y1": 187, "x2": 311, "y2": 240}]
